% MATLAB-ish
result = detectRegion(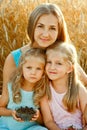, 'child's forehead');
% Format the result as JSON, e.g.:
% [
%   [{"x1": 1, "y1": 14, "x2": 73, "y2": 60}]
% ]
[
  {"x1": 47, "y1": 50, "x2": 66, "y2": 57},
  {"x1": 25, "y1": 55, "x2": 45, "y2": 63},
  {"x1": 47, "y1": 50, "x2": 68, "y2": 61}
]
